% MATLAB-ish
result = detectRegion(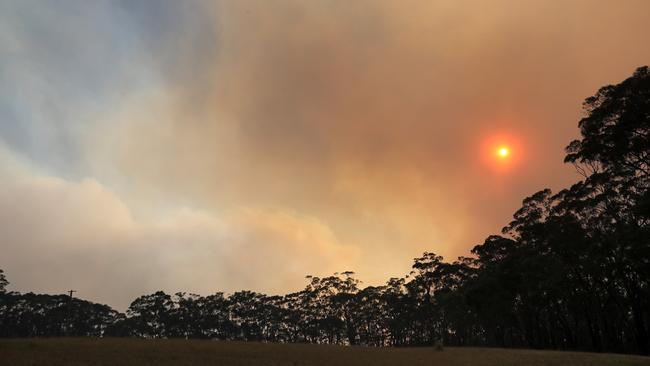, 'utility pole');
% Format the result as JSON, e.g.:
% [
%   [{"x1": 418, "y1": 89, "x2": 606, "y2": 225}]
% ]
[{"x1": 65, "y1": 290, "x2": 76, "y2": 336}]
